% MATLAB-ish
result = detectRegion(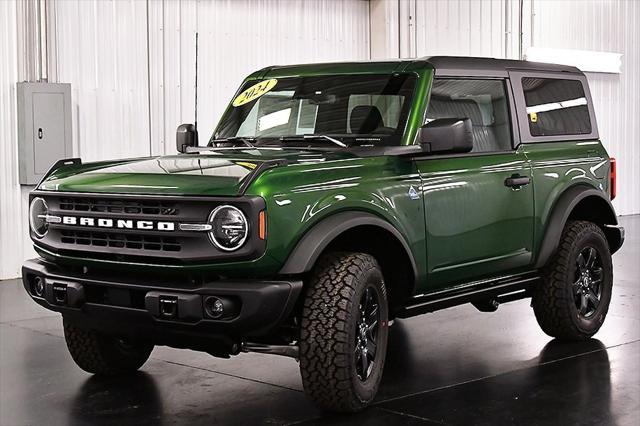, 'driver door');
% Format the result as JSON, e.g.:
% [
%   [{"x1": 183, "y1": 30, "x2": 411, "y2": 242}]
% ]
[{"x1": 416, "y1": 78, "x2": 535, "y2": 289}]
